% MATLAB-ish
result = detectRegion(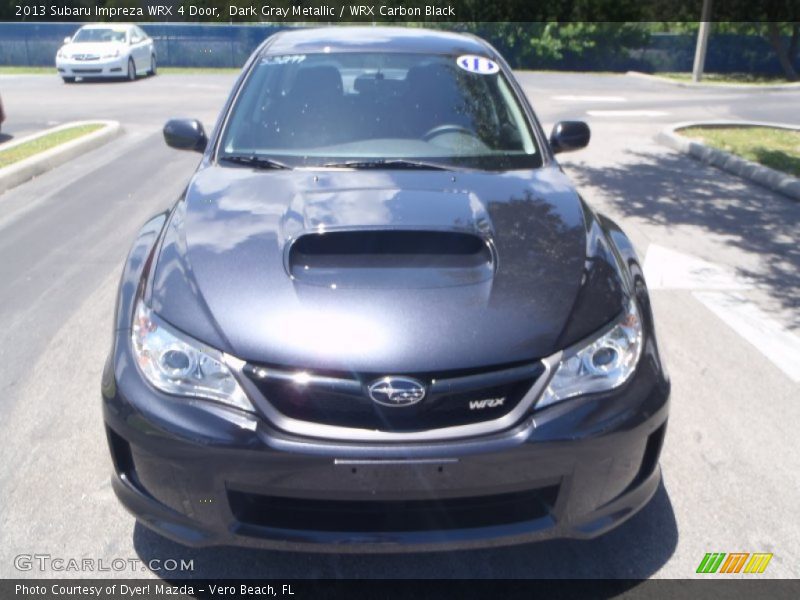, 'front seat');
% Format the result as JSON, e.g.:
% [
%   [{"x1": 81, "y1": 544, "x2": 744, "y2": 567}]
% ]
[{"x1": 277, "y1": 65, "x2": 345, "y2": 148}]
